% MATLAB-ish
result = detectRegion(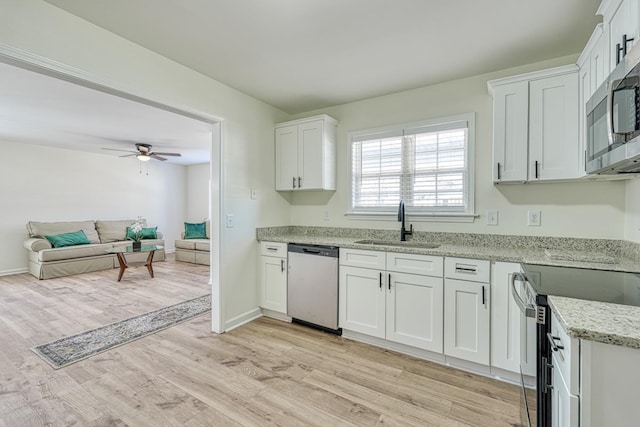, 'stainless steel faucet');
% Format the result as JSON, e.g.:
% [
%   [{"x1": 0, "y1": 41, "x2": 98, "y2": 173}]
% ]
[{"x1": 398, "y1": 200, "x2": 413, "y2": 241}]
